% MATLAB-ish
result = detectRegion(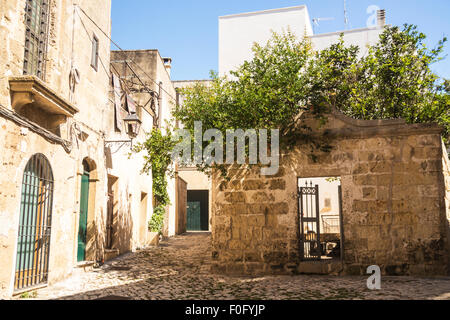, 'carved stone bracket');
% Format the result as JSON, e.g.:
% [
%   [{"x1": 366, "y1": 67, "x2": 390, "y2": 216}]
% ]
[{"x1": 9, "y1": 75, "x2": 79, "y2": 117}]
